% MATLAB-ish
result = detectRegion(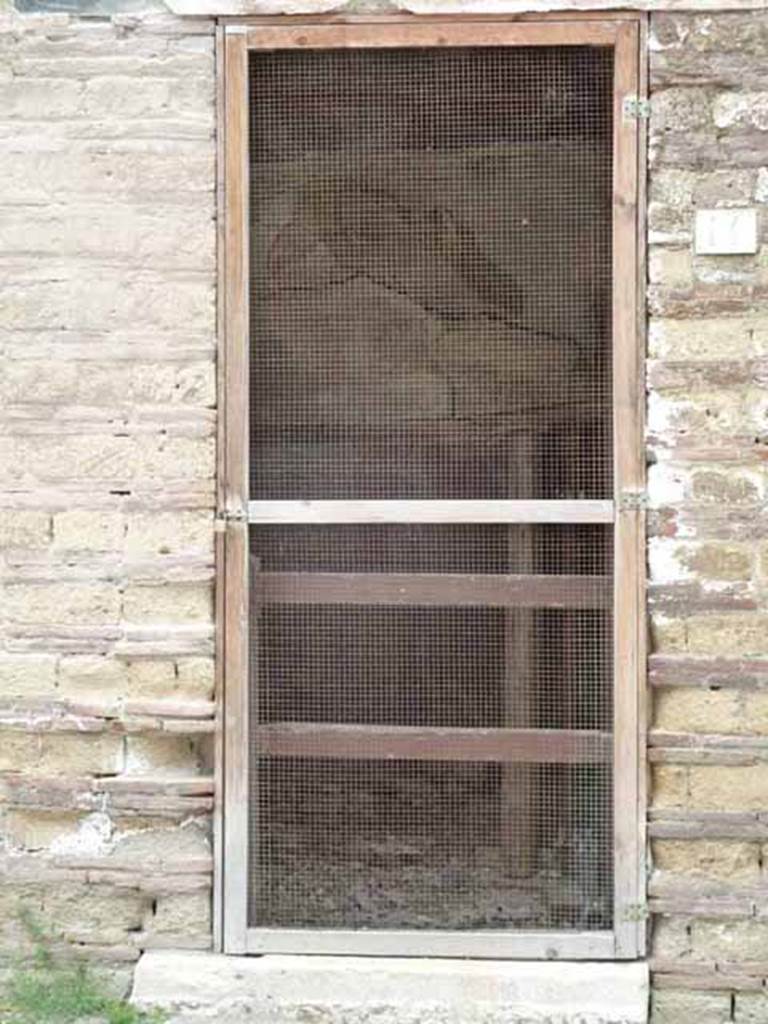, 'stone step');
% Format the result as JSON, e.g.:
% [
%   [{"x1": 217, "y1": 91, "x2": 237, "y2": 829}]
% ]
[{"x1": 131, "y1": 950, "x2": 649, "y2": 1024}]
